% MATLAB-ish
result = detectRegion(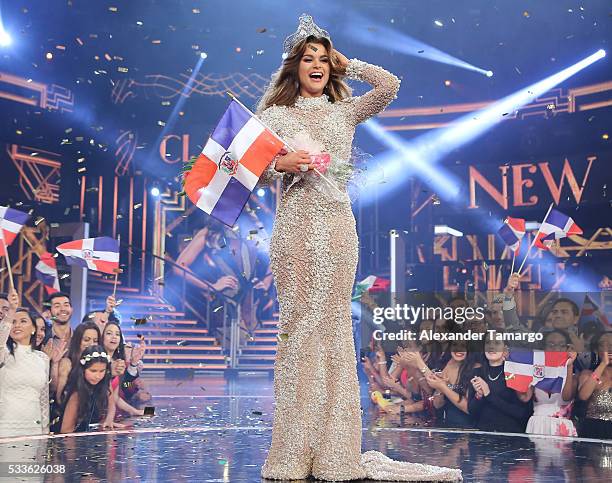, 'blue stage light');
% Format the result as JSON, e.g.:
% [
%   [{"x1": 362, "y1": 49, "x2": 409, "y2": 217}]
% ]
[
  {"x1": 0, "y1": 30, "x2": 11, "y2": 47},
  {"x1": 150, "y1": 187, "x2": 161, "y2": 197},
  {"x1": 256, "y1": 188, "x2": 266, "y2": 197}
]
